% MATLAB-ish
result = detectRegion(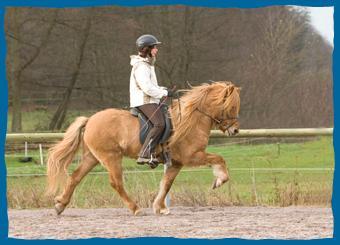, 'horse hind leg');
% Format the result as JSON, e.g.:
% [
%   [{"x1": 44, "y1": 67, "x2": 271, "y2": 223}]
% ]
[
  {"x1": 153, "y1": 163, "x2": 182, "y2": 215},
  {"x1": 100, "y1": 152, "x2": 142, "y2": 216},
  {"x1": 54, "y1": 145, "x2": 98, "y2": 215}
]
